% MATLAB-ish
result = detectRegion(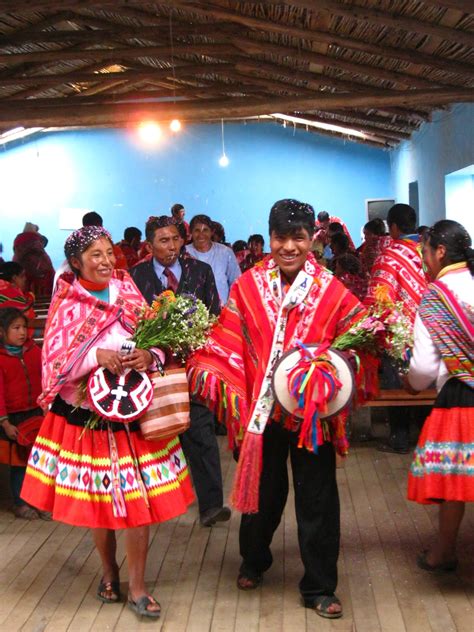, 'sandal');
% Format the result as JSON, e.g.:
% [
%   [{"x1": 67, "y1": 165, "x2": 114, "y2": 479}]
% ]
[
  {"x1": 417, "y1": 550, "x2": 458, "y2": 573},
  {"x1": 236, "y1": 572, "x2": 262, "y2": 591},
  {"x1": 304, "y1": 595, "x2": 343, "y2": 619},
  {"x1": 97, "y1": 579, "x2": 121, "y2": 603},
  {"x1": 128, "y1": 594, "x2": 161, "y2": 618},
  {"x1": 13, "y1": 505, "x2": 39, "y2": 520}
]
